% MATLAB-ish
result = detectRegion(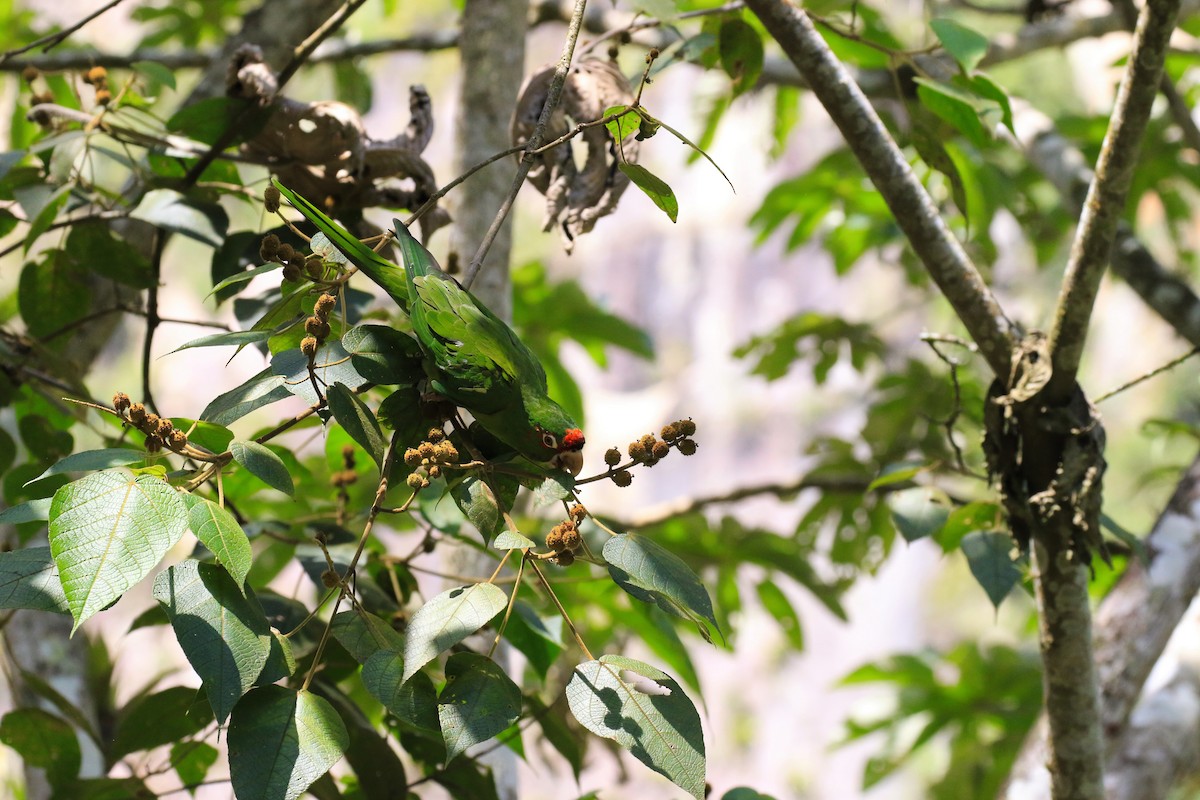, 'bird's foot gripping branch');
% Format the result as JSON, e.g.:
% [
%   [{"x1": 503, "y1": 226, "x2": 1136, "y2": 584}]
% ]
[{"x1": 15, "y1": 185, "x2": 720, "y2": 799}]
